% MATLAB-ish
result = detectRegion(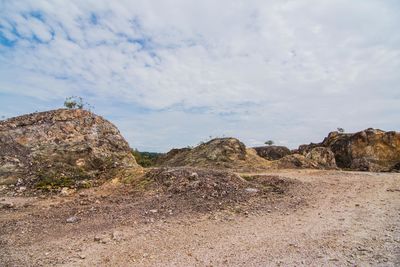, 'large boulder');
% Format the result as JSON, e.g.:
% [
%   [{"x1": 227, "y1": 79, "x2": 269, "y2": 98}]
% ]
[
  {"x1": 253, "y1": 146, "x2": 291, "y2": 160},
  {"x1": 300, "y1": 128, "x2": 400, "y2": 172},
  {"x1": 275, "y1": 154, "x2": 317, "y2": 169},
  {"x1": 158, "y1": 138, "x2": 270, "y2": 171},
  {"x1": 303, "y1": 147, "x2": 337, "y2": 169},
  {"x1": 274, "y1": 145, "x2": 337, "y2": 170},
  {"x1": 0, "y1": 109, "x2": 141, "y2": 188}
]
